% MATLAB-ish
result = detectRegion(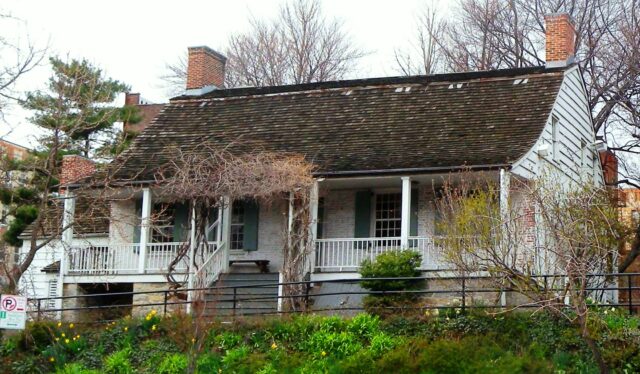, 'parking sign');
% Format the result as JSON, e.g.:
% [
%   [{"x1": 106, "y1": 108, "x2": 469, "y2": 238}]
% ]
[{"x1": 0, "y1": 294, "x2": 27, "y2": 330}]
